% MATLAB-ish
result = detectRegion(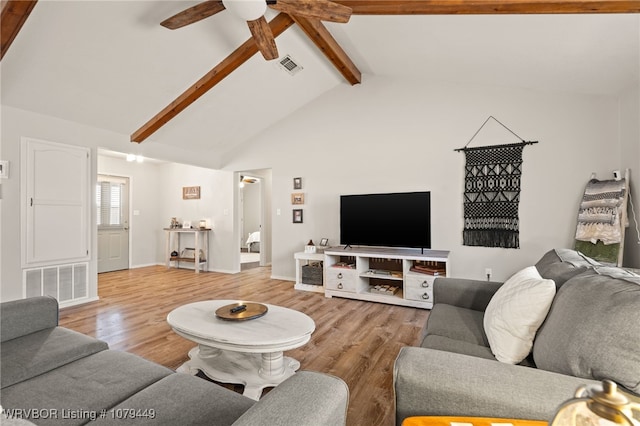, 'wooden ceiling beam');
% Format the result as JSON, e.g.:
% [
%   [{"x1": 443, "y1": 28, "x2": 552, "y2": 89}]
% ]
[
  {"x1": 289, "y1": 16, "x2": 361, "y2": 85},
  {"x1": 335, "y1": 0, "x2": 640, "y2": 14},
  {"x1": 1, "y1": 0, "x2": 38, "y2": 60},
  {"x1": 131, "y1": 12, "x2": 294, "y2": 143}
]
